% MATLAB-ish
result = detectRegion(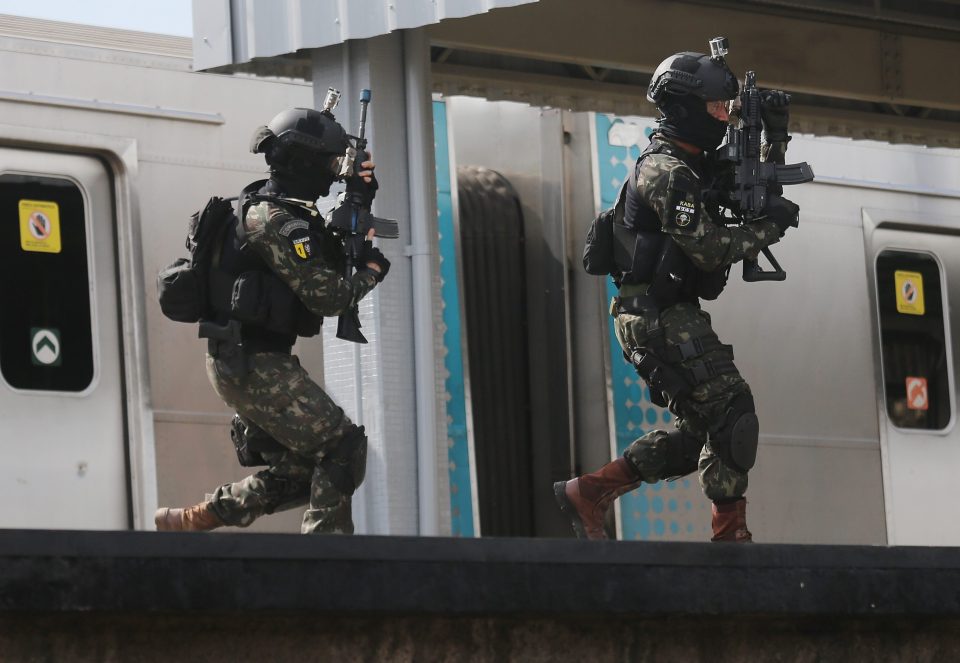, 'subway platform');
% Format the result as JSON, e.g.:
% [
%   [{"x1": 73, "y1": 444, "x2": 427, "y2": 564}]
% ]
[{"x1": 1, "y1": 529, "x2": 959, "y2": 661}]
